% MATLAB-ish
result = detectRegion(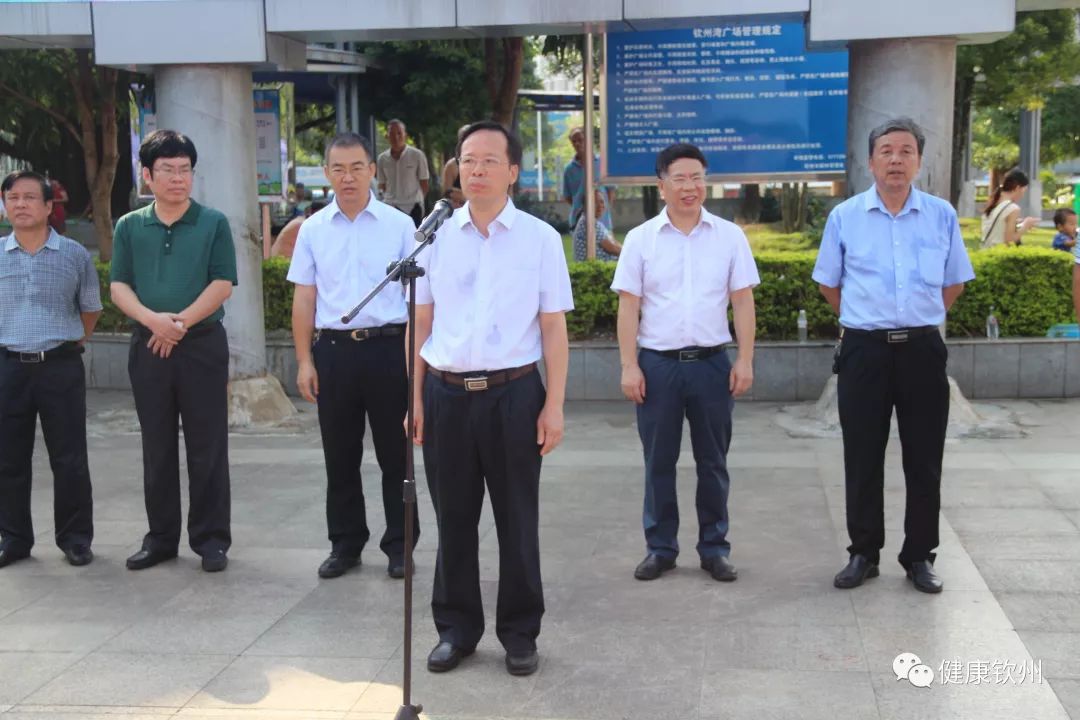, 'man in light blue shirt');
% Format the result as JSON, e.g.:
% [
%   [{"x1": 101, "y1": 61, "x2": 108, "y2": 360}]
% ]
[
  {"x1": 0, "y1": 170, "x2": 101, "y2": 570},
  {"x1": 813, "y1": 118, "x2": 974, "y2": 595}
]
